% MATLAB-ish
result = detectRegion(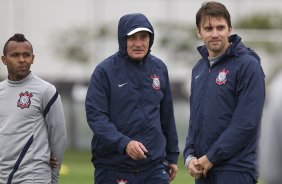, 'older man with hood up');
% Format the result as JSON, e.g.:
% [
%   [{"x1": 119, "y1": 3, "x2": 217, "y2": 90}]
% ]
[{"x1": 85, "y1": 13, "x2": 179, "y2": 184}]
